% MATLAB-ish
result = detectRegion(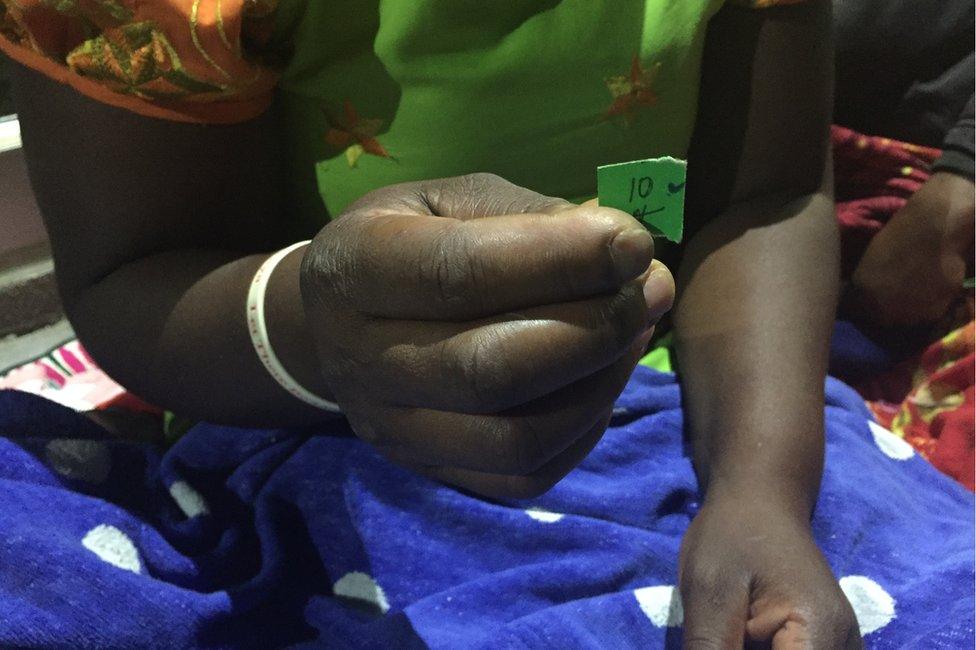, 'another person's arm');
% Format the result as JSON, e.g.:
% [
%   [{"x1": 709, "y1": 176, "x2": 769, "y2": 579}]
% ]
[
  {"x1": 832, "y1": 0, "x2": 975, "y2": 329},
  {"x1": 844, "y1": 96, "x2": 975, "y2": 330},
  {"x1": 675, "y1": 2, "x2": 860, "y2": 646}
]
